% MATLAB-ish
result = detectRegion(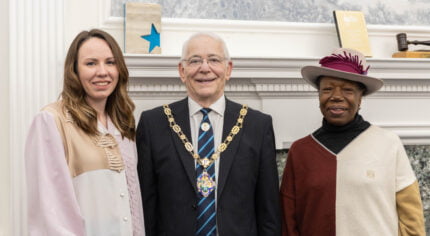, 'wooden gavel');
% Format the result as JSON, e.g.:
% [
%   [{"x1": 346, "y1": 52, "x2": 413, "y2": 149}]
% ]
[{"x1": 396, "y1": 33, "x2": 430, "y2": 51}]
